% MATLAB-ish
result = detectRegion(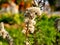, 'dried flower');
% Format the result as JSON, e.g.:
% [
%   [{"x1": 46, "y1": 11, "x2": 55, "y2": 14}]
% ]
[{"x1": 0, "y1": 22, "x2": 13, "y2": 45}]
